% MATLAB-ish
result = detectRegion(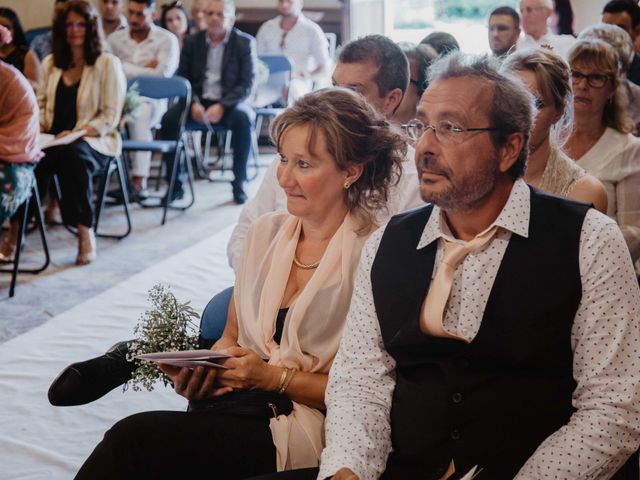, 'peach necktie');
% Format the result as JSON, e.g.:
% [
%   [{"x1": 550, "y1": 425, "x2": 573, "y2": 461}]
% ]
[{"x1": 420, "y1": 227, "x2": 498, "y2": 339}]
